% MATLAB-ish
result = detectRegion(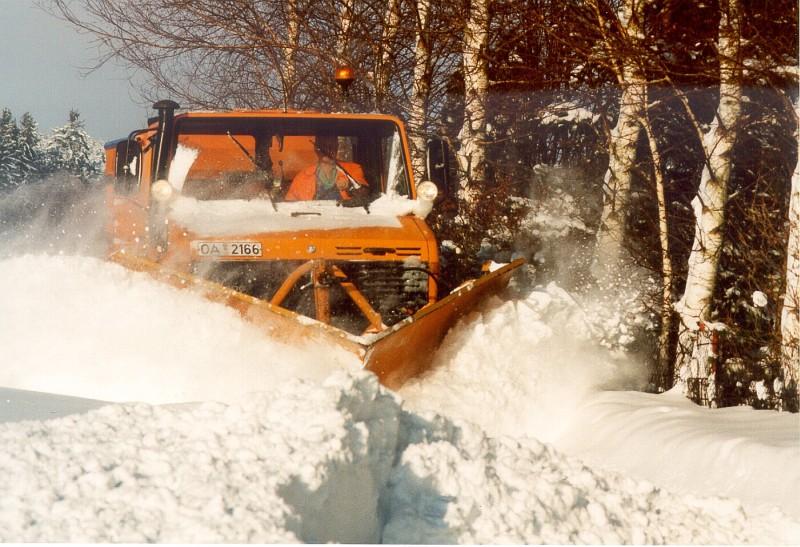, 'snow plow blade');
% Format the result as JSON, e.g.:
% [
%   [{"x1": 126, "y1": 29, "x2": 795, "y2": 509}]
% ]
[
  {"x1": 361, "y1": 259, "x2": 524, "y2": 388},
  {"x1": 109, "y1": 253, "x2": 523, "y2": 390}
]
